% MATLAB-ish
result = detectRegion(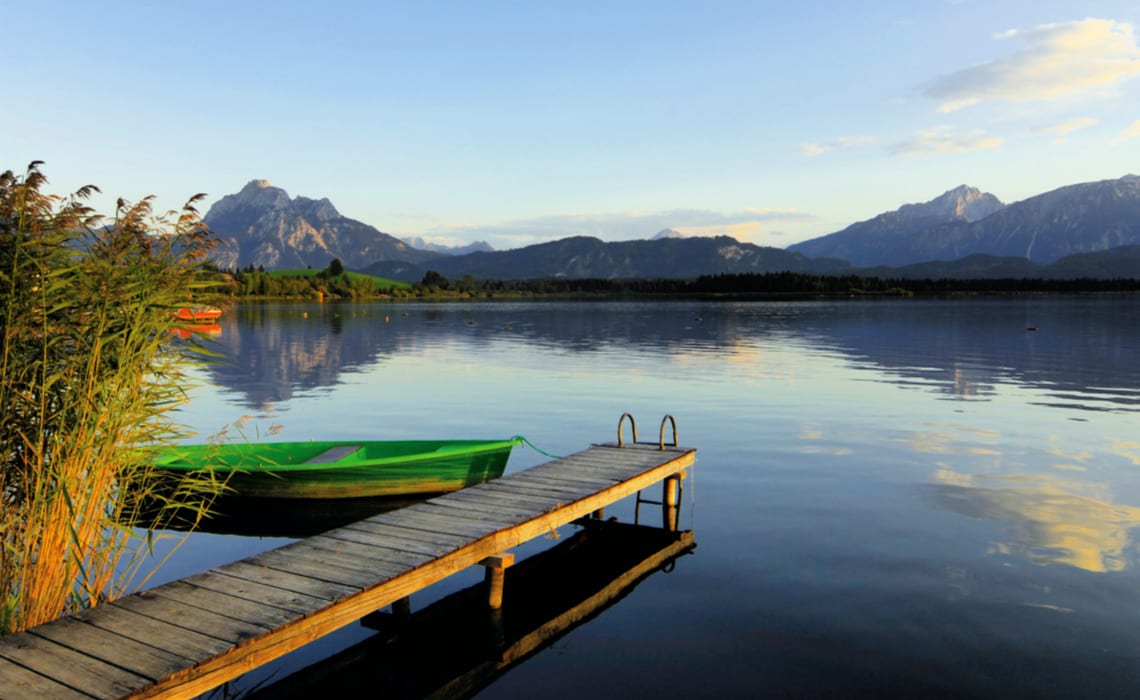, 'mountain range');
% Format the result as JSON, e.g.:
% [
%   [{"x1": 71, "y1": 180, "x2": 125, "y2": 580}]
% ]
[
  {"x1": 789, "y1": 176, "x2": 1140, "y2": 267},
  {"x1": 401, "y1": 237, "x2": 494, "y2": 256},
  {"x1": 202, "y1": 174, "x2": 1140, "y2": 280},
  {"x1": 361, "y1": 235, "x2": 846, "y2": 281}
]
